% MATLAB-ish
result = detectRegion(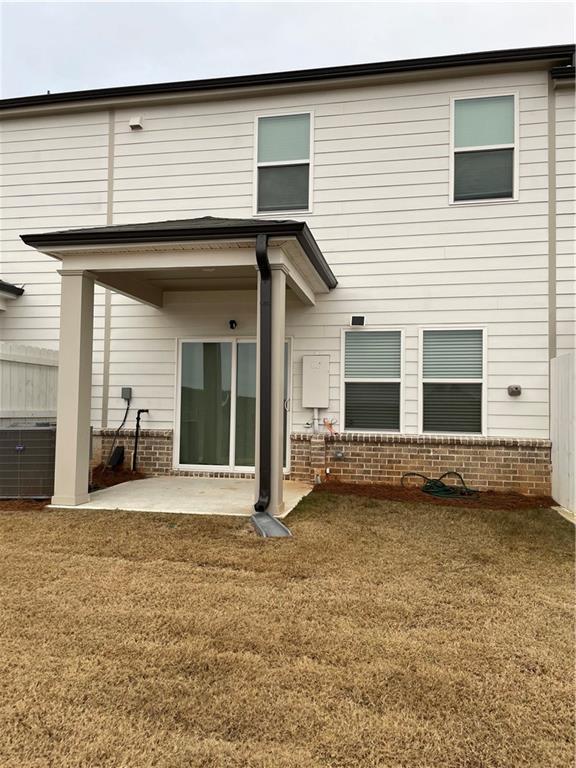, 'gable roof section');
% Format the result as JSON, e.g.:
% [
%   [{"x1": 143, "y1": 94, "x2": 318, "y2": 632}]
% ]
[
  {"x1": 20, "y1": 216, "x2": 338, "y2": 290},
  {"x1": 1, "y1": 45, "x2": 573, "y2": 111}
]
